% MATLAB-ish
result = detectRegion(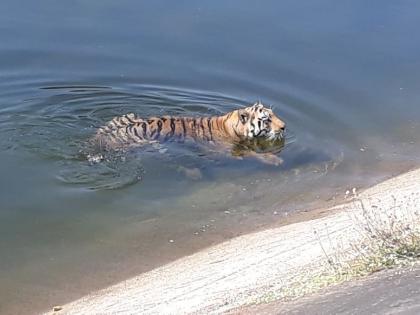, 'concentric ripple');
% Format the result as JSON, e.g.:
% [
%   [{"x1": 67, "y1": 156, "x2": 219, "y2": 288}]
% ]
[
  {"x1": 0, "y1": 84, "x2": 258, "y2": 189},
  {"x1": 0, "y1": 82, "x2": 343, "y2": 190}
]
